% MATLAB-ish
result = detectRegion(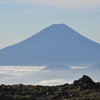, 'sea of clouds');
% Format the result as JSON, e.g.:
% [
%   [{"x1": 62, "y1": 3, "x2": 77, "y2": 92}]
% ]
[{"x1": 0, "y1": 66, "x2": 73, "y2": 85}]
